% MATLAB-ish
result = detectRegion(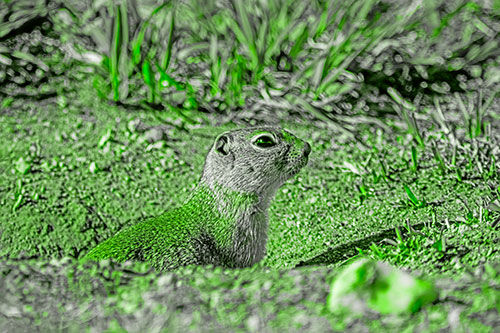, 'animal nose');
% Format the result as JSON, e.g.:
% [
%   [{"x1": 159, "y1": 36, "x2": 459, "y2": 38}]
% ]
[{"x1": 303, "y1": 142, "x2": 311, "y2": 157}]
